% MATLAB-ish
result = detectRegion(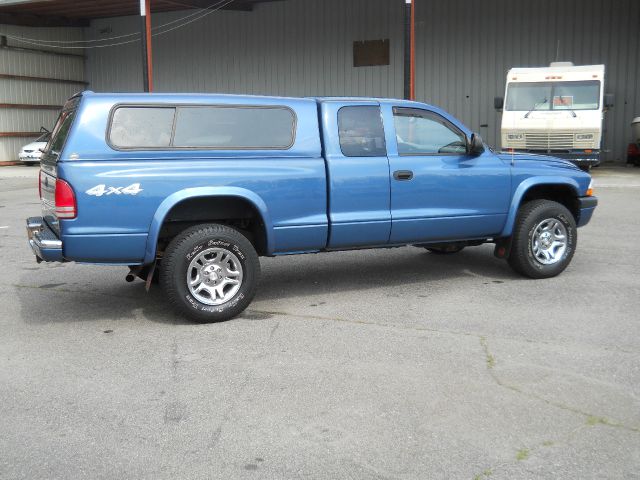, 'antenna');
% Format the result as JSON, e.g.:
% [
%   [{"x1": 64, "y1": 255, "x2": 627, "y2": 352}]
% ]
[{"x1": 555, "y1": 39, "x2": 560, "y2": 62}]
